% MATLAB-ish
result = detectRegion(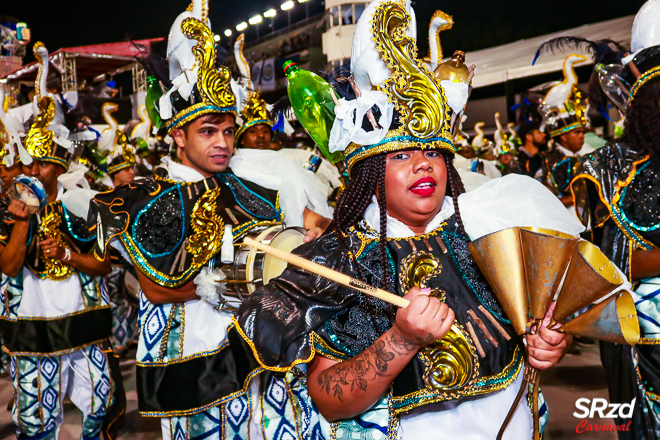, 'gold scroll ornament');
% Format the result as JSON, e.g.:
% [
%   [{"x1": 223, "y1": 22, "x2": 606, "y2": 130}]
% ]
[
  {"x1": 187, "y1": 187, "x2": 224, "y2": 269},
  {"x1": 401, "y1": 250, "x2": 477, "y2": 391},
  {"x1": 181, "y1": 18, "x2": 236, "y2": 110},
  {"x1": 372, "y1": 1, "x2": 451, "y2": 140},
  {"x1": 24, "y1": 96, "x2": 55, "y2": 160},
  {"x1": 41, "y1": 210, "x2": 73, "y2": 281}
]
